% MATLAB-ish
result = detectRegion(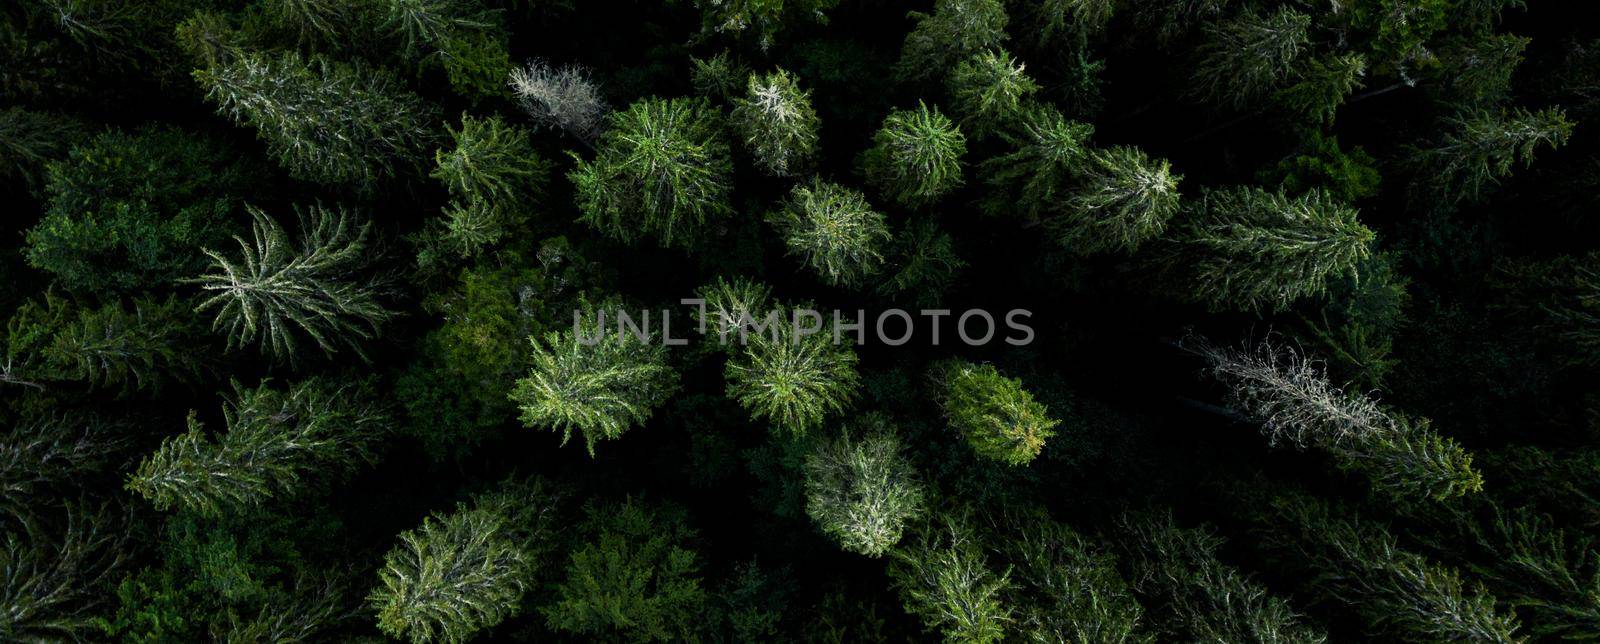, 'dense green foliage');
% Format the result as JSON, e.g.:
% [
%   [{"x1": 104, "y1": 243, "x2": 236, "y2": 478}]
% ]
[{"x1": 6, "y1": 0, "x2": 1600, "y2": 641}]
